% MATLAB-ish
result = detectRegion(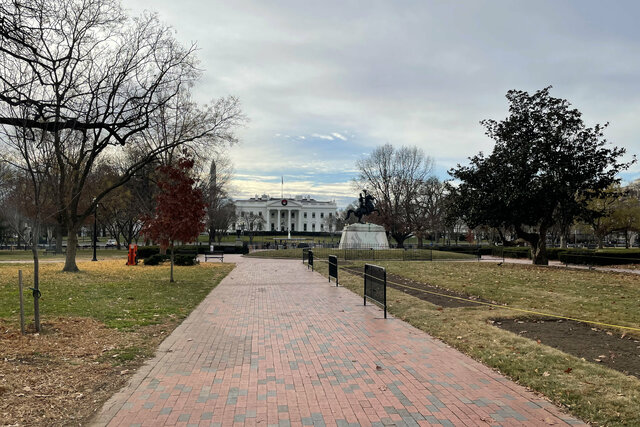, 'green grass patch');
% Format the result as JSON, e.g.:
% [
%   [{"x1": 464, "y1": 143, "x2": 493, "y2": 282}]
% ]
[
  {"x1": 0, "y1": 259, "x2": 234, "y2": 330},
  {"x1": 0, "y1": 249, "x2": 128, "y2": 261},
  {"x1": 248, "y1": 247, "x2": 477, "y2": 261},
  {"x1": 311, "y1": 260, "x2": 640, "y2": 426}
]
